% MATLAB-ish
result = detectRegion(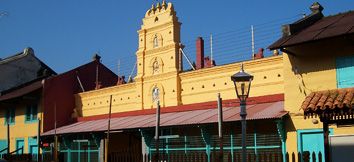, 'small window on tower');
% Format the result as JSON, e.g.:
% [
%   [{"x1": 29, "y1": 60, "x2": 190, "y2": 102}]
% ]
[
  {"x1": 153, "y1": 35, "x2": 158, "y2": 48},
  {"x1": 152, "y1": 87, "x2": 160, "y2": 102}
]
